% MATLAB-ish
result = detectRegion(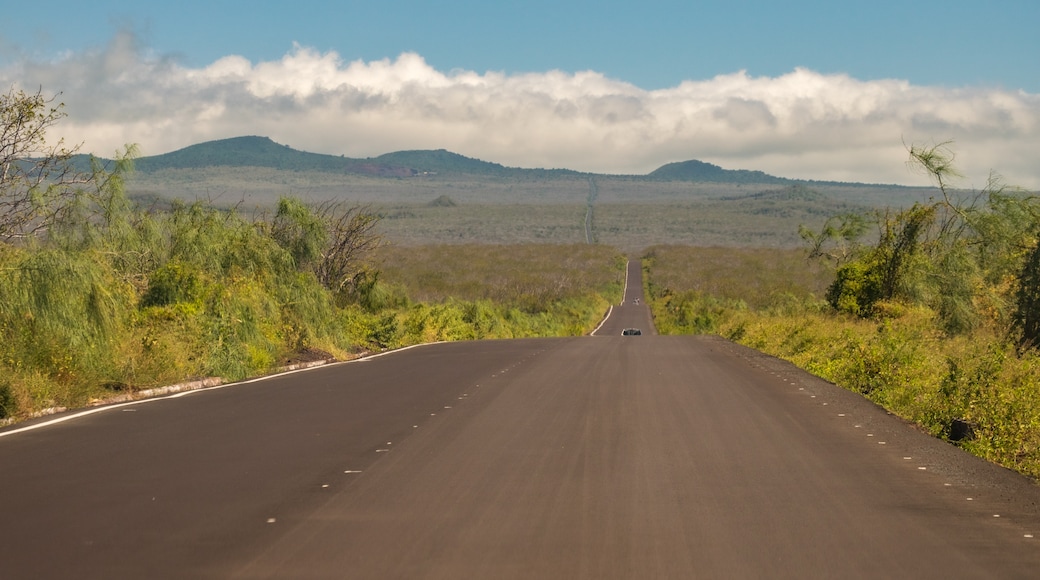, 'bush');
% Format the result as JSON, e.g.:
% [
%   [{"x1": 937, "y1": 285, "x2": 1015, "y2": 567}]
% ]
[
  {"x1": 142, "y1": 261, "x2": 204, "y2": 308},
  {"x1": 0, "y1": 382, "x2": 13, "y2": 419}
]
